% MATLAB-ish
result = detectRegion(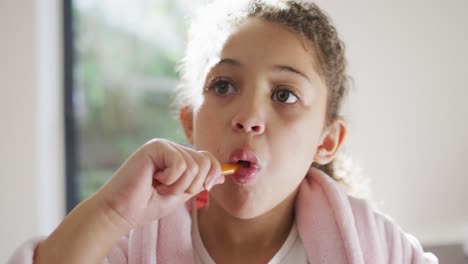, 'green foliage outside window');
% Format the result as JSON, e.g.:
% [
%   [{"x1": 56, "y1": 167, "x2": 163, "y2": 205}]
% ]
[{"x1": 74, "y1": 1, "x2": 193, "y2": 201}]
